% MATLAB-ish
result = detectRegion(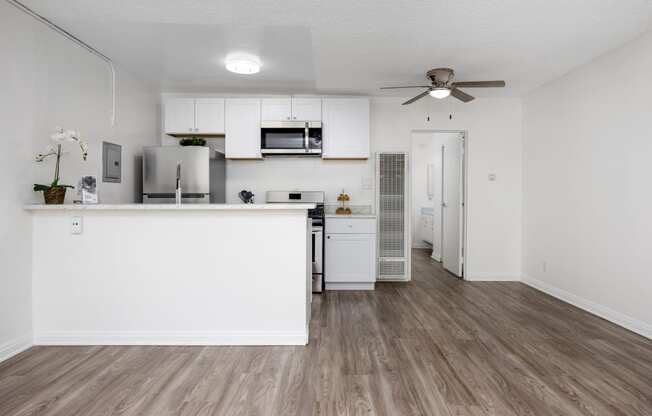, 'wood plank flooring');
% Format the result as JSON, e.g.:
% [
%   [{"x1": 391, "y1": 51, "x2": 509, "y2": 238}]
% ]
[{"x1": 1, "y1": 248, "x2": 651, "y2": 415}]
